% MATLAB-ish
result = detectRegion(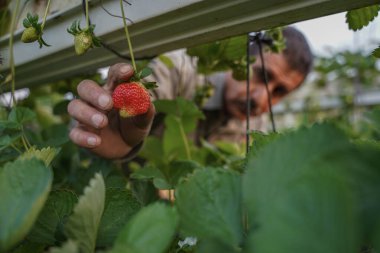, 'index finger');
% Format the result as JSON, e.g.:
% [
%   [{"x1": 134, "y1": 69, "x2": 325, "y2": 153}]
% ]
[{"x1": 104, "y1": 63, "x2": 134, "y2": 92}]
